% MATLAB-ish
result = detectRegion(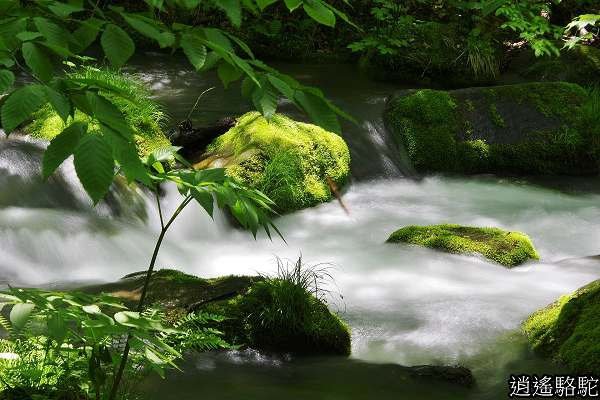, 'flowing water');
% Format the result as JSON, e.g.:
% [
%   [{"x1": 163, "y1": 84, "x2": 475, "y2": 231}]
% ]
[{"x1": 1, "y1": 55, "x2": 600, "y2": 399}]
